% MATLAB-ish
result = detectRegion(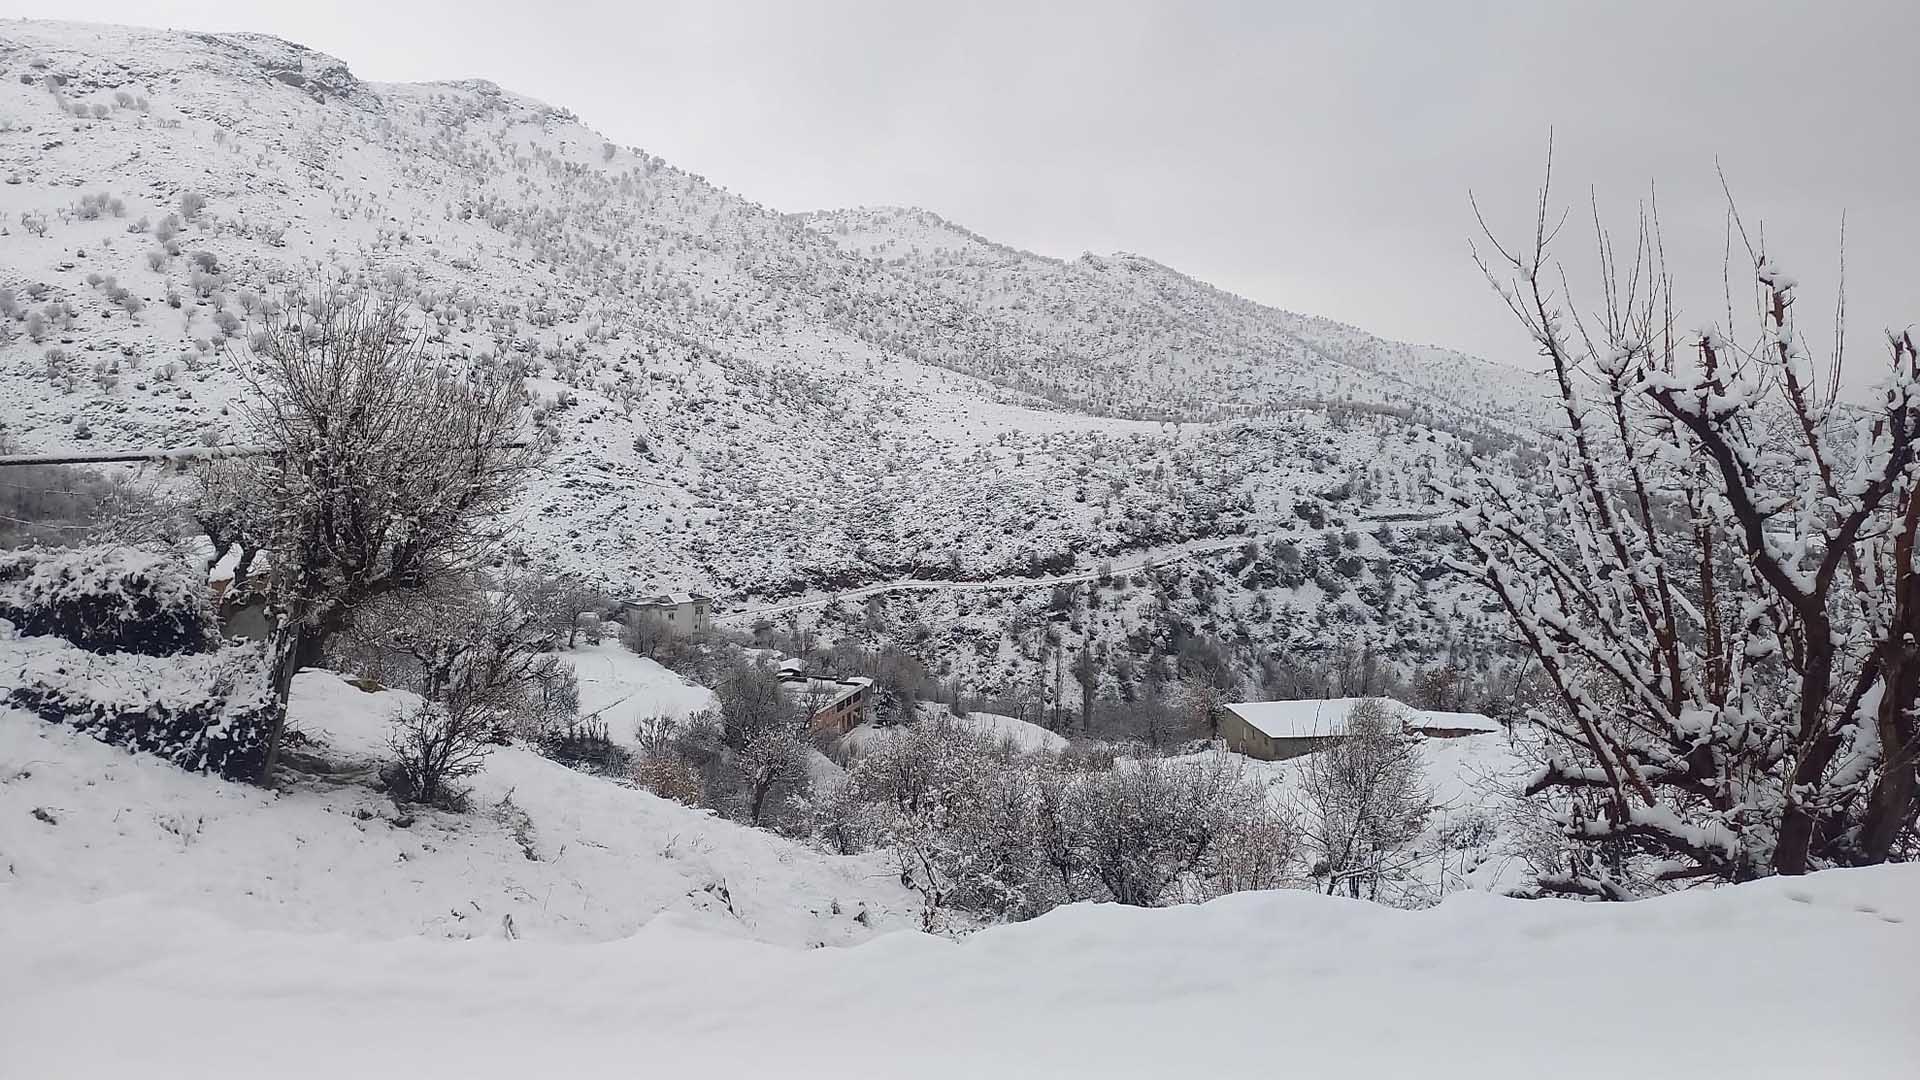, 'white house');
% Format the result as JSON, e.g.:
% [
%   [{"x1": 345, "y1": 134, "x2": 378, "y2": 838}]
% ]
[{"x1": 622, "y1": 591, "x2": 713, "y2": 635}]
